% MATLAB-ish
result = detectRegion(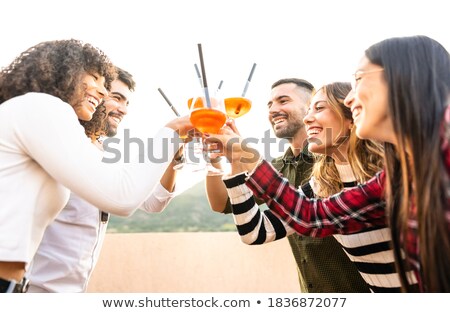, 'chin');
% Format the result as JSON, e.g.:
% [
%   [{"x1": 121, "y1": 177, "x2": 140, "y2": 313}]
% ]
[
  {"x1": 355, "y1": 126, "x2": 370, "y2": 140},
  {"x1": 308, "y1": 143, "x2": 324, "y2": 154},
  {"x1": 78, "y1": 112, "x2": 93, "y2": 121}
]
